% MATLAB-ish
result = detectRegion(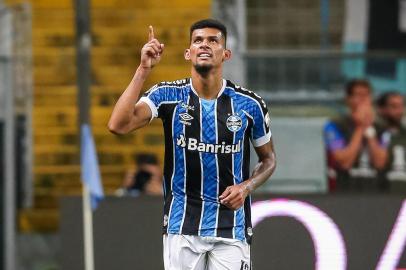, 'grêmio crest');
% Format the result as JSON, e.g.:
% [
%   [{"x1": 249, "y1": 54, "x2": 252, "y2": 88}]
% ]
[{"x1": 226, "y1": 114, "x2": 242, "y2": 132}]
